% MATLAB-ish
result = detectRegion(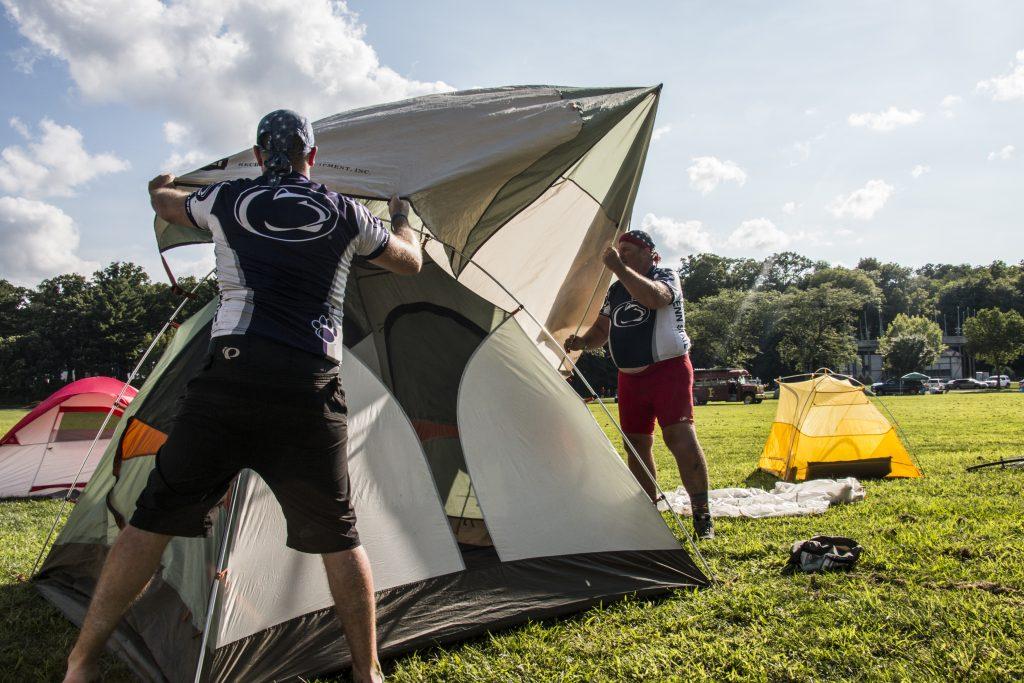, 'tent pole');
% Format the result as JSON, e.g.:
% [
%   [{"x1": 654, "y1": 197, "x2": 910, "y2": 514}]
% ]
[
  {"x1": 30, "y1": 270, "x2": 215, "y2": 578},
  {"x1": 194, "y1": 473, "x2": 244, "y2": 683},
  {"x1": 555, "y1": 261, "x2": 609, "y2": 376},
  {"x1": 515, "y1": 307, "x2": 718, "y2": 584},
  {"x1": 872, "y1": 394, "x2": 924, "y2": 475},
  {"x1": 26, "y1": 409, "x2": 61, "y2": 496},
  {"x1": 780, "y1": 374, "x2": 827, "y2": 482},
  {"x1": 423, "y1": 236, "x2": 716, "y2": 584}
]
